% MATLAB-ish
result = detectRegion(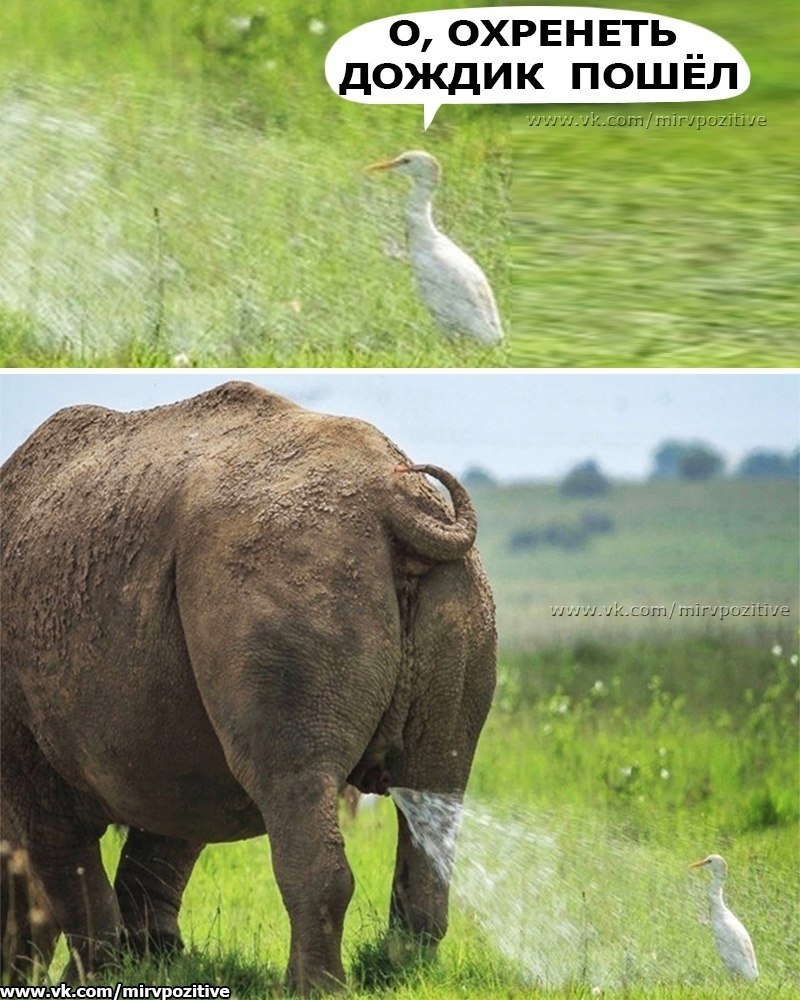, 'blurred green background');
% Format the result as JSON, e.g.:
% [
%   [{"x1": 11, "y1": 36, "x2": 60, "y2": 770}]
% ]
[{"x1": 511, "y1": 0, "x2": 800, "y2": 366}]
